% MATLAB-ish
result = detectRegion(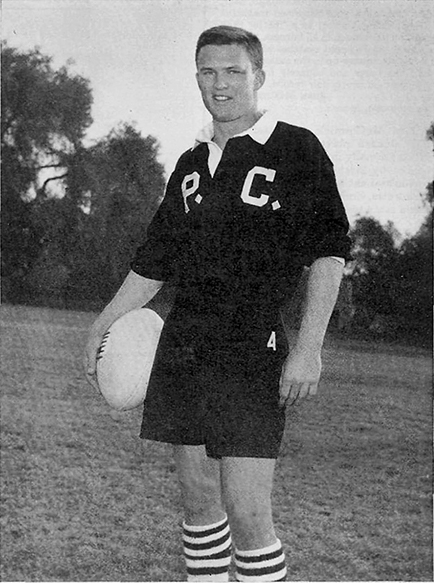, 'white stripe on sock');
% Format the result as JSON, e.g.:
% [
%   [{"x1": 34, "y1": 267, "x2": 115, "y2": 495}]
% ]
[
  {"x1": 235, "y1": 539, "x2": 282, "y2": 557},
  {"x1": 236, "y1": 554, "x2": 285, "y2": 570},
  {"x1": 183, "y1": 516, "x2": 228, "y2": 532},
  {"x1": 185, "y1": 555, "x2": 233, "y2": 569},
  {"x1": 185, "y1": 538, "x2": 232, "y2": 557},
  {"x1": 183, "y1": 524, "x2": 230, "y2": 546},
  {"x1": 187, "y1": 573, "x2": 230, "y2": 582},
  {"x1": 236, "y1": 566, "x2": 287, "y2": 582}
]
